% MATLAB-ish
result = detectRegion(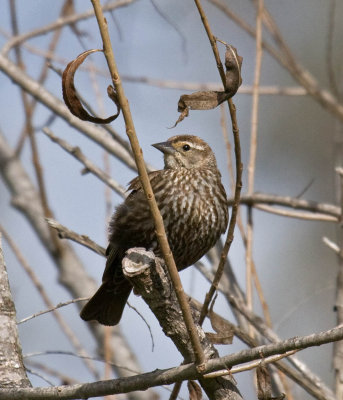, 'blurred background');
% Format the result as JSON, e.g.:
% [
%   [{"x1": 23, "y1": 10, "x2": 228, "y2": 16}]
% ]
[{"x1": 1, "y1": 0, "x2": 343, "y2": 399}]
